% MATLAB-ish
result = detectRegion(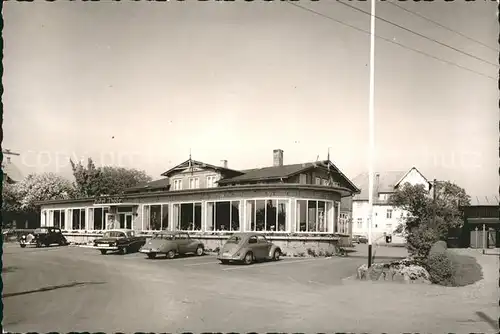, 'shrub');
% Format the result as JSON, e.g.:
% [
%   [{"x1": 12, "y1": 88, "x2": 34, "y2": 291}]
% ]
[
  {"x1": 426, "y1": 252, "x2": 454, "y2": 286},
  {"x1": 406, "y1": 225, "x2": 441, "y2": 259},
  {"x1": 447, "y1": 253, "x2": 483, "y2": 286},
  {"x1": 306, "y1": 248, "x2": 317, "y2": 257}
]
